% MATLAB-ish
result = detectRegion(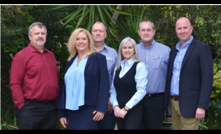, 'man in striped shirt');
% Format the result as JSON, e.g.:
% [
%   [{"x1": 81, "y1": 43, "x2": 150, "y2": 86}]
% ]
[{"x1": 136, "y1": 19, "x2": 171, "y2": 130}]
